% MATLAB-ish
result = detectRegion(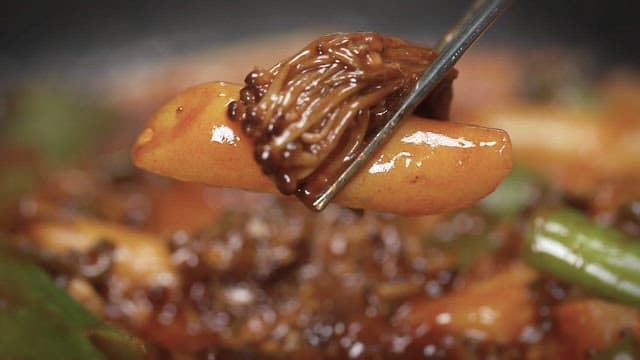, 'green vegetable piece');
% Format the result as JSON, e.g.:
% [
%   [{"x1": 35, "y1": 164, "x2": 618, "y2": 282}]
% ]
[
  {"x1": 523, "y1": 208, "x2": 640, "y2": 305},
  {"x1": 589, "y1": 332, "x2": 640, "y2": 360},
  {"x1": 426, "y1": 232, "x2": 495, "y2": 270},
  {"x1": 423, "y1": 211, "x2": 500, "y2": 270},
  {"x1": 479, "y1": 165, "x2": 544, "y2": 217},
  {"x1": 0, "y1": 243, "x2": 144, "y2": 359},
  {"x1": 86, "y1": 327, "x2": 146, "y2": 360},
  {"x1": 3, "y1": 84, "x2": 115, "y2": 164}
]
